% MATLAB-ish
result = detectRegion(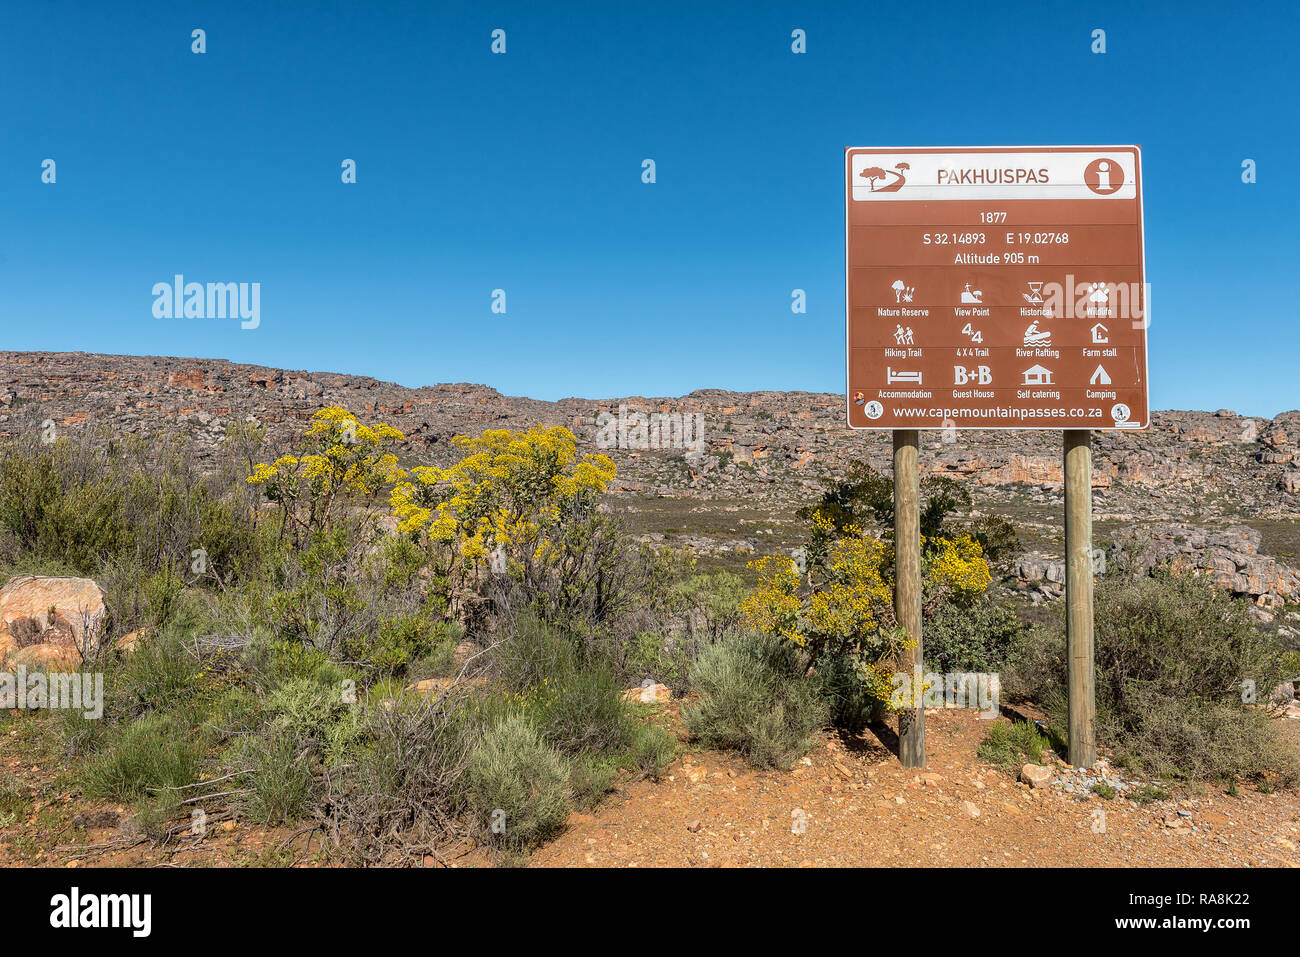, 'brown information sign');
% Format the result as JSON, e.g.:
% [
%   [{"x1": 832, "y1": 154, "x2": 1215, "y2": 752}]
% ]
[{"x1": 845, "y1": 146, "x2": 1148, "y2": 430}]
